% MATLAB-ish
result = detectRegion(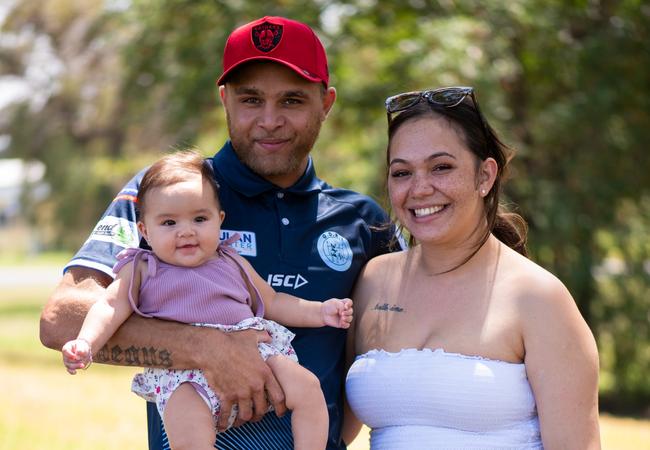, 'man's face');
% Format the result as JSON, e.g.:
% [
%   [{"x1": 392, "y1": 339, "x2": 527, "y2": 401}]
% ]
[{"x1": 220, "y1": 62, "x2": 336, "y2": 188}]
